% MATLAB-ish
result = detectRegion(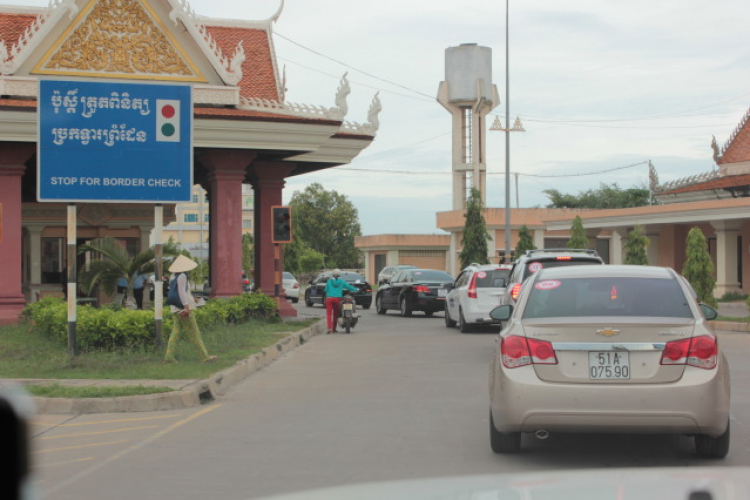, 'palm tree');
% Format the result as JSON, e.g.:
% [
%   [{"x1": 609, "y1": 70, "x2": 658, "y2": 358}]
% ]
[{"x1": 77, "y1": 237, "x2": 175, "y2": 308}]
